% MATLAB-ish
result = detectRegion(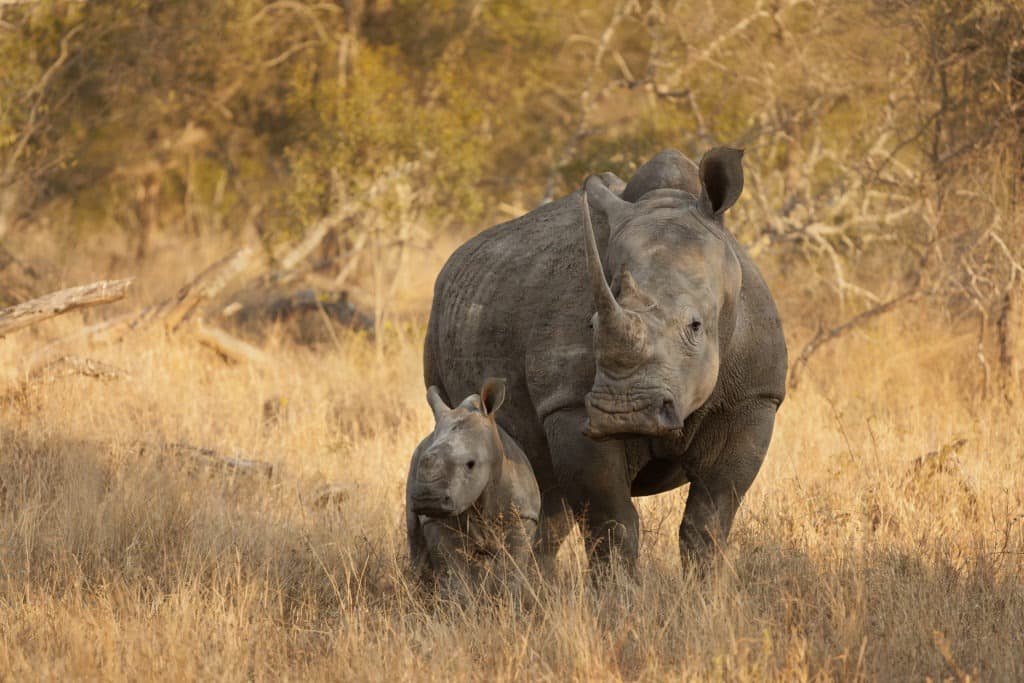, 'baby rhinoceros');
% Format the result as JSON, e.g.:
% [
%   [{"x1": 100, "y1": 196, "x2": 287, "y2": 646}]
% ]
[{"x1": 406, "y1": 378, "x2": 541, "y2": 593}]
